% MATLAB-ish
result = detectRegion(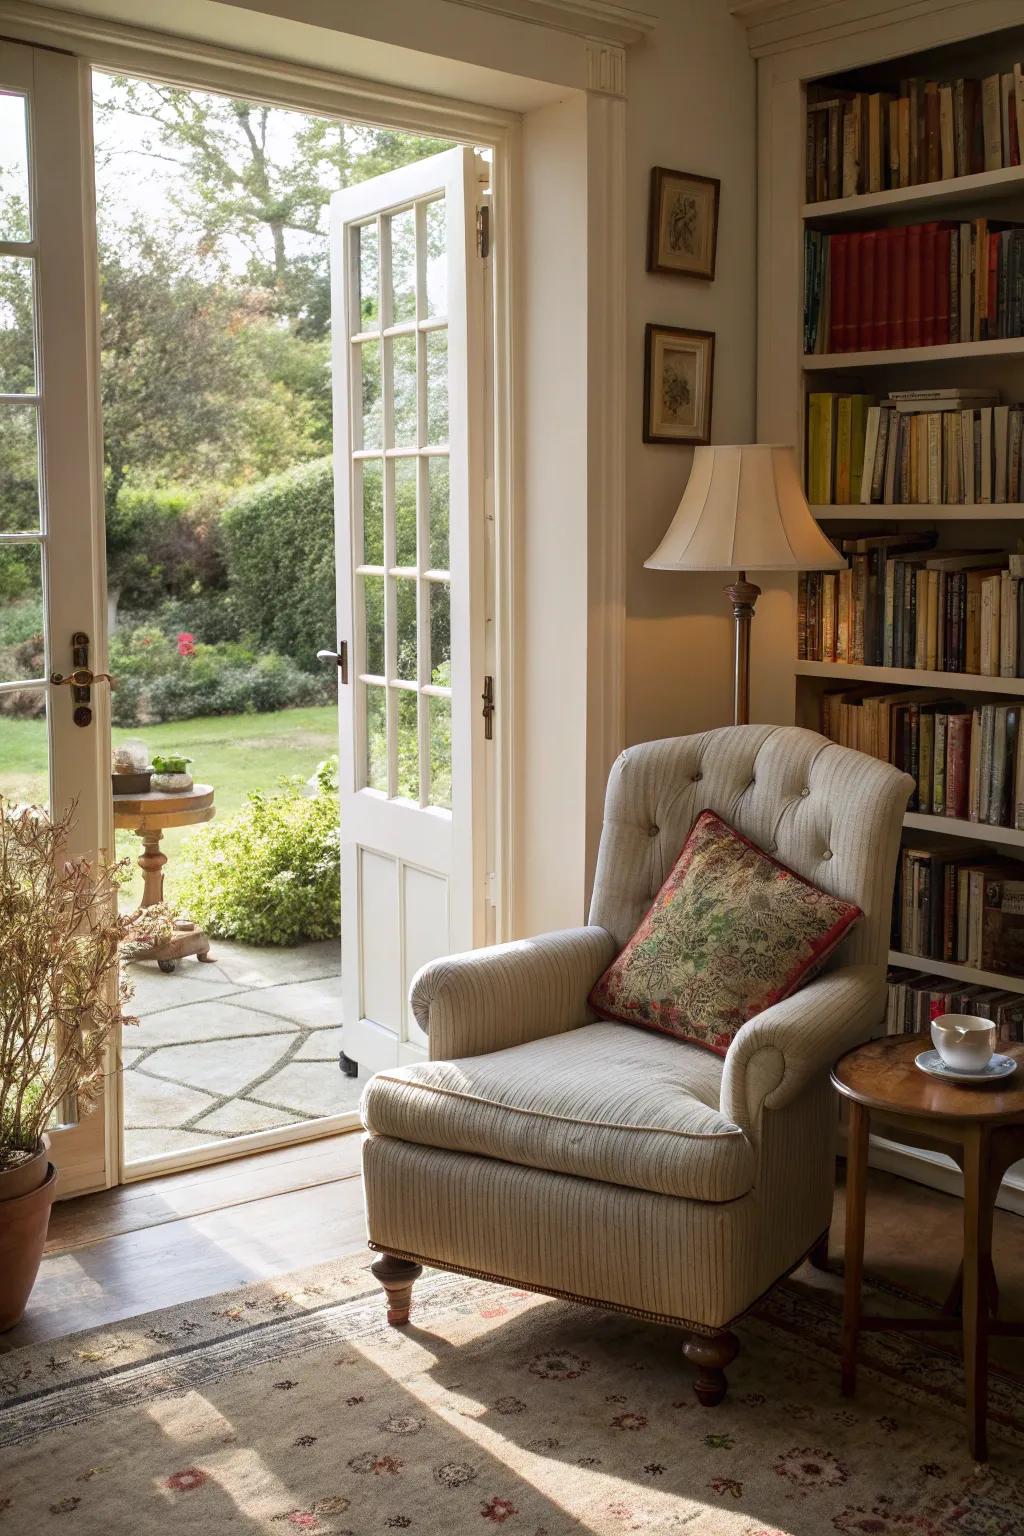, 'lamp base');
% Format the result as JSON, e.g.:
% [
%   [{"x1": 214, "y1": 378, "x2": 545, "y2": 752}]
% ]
[{"x1": 723, "y1": 574, "x2": 761, "y2": 727}]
